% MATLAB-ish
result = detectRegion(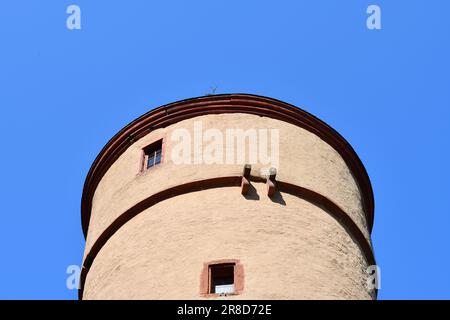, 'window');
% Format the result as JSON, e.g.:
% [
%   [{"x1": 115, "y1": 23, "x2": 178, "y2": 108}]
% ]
[
  {"x1": 143, "y1": 139, "x2": 163, "y2": 170},
  {"x1": 210, "y1": 263, "x2": 235, "y2": 294},
  {"x1": 200, "y1": 259, "x2": 244, "y2": 296}
]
